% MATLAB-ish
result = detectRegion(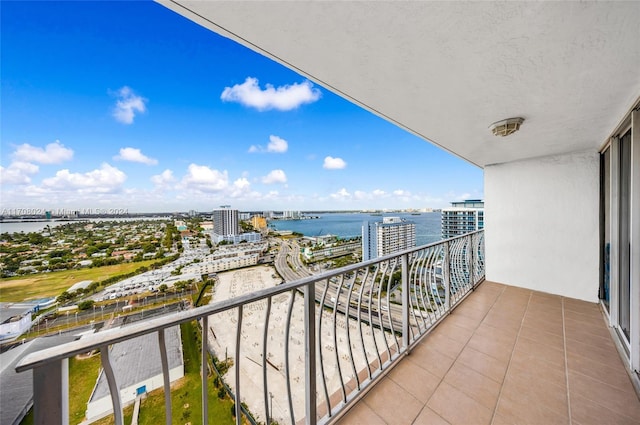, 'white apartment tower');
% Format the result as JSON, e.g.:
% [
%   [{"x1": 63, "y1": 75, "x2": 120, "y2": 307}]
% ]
[
  {"x1": 212, "y1": 206, "x2": 239, "y2": 237},
  {"x1": 362, "y1": 217, "x2": 416, "y2": 261},
  {"x1": 441, "y1": 199, "x2": 484, "y2": 239}
]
